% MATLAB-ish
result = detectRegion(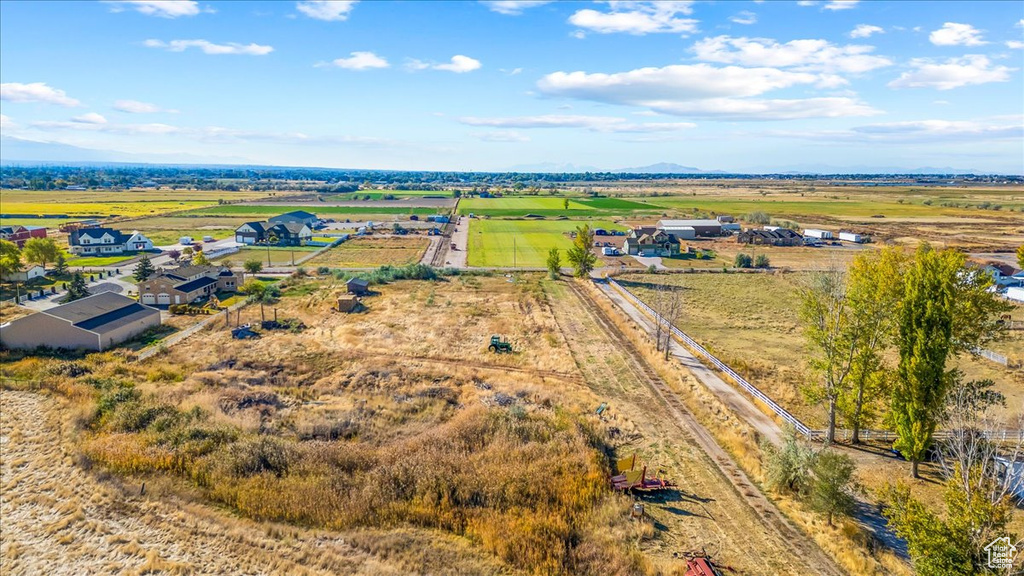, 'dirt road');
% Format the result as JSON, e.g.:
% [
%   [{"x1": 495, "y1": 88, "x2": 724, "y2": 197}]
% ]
[
  {"x1": 0, "y1": 390, "x2": 515, "y2": 576},
  {"x1": 547, "y1": 281, "x2": 845, "y2": 576}
]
